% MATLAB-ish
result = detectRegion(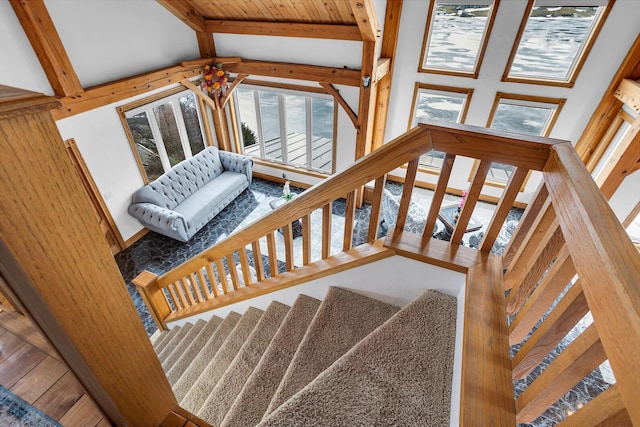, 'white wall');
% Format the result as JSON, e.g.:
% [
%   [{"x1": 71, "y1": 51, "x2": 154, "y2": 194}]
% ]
[{"x1": 385, "y1": 0, "x2": 640, "y2": 204}]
